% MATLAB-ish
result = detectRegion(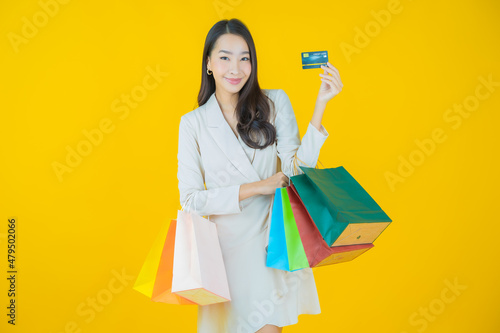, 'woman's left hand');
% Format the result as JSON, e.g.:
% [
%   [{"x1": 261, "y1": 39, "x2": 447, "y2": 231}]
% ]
[{"x1": 317, "y1": 62, "x2": 343, "y2": 104}]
